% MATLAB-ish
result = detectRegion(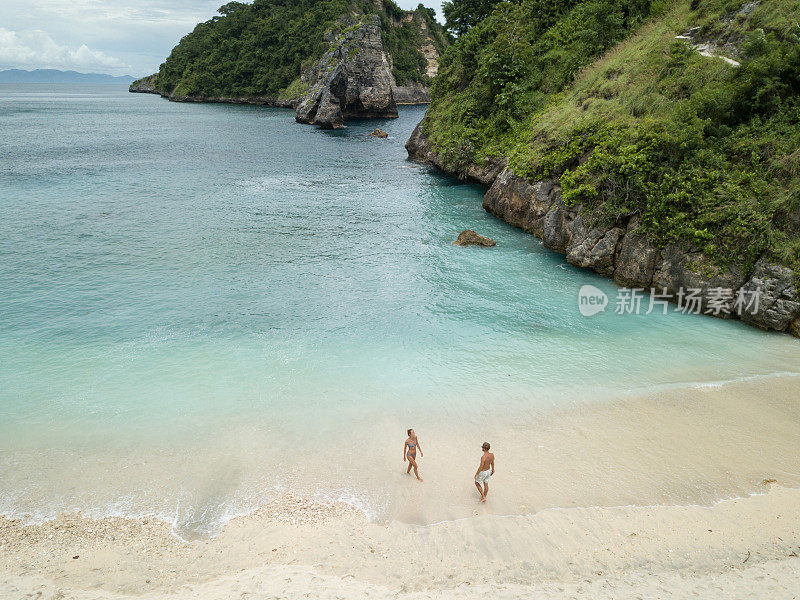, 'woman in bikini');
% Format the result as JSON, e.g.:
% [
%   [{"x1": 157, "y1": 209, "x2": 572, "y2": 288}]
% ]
[{"x1": 403, "y1": 428, "x2": 423, "y2": 481}]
